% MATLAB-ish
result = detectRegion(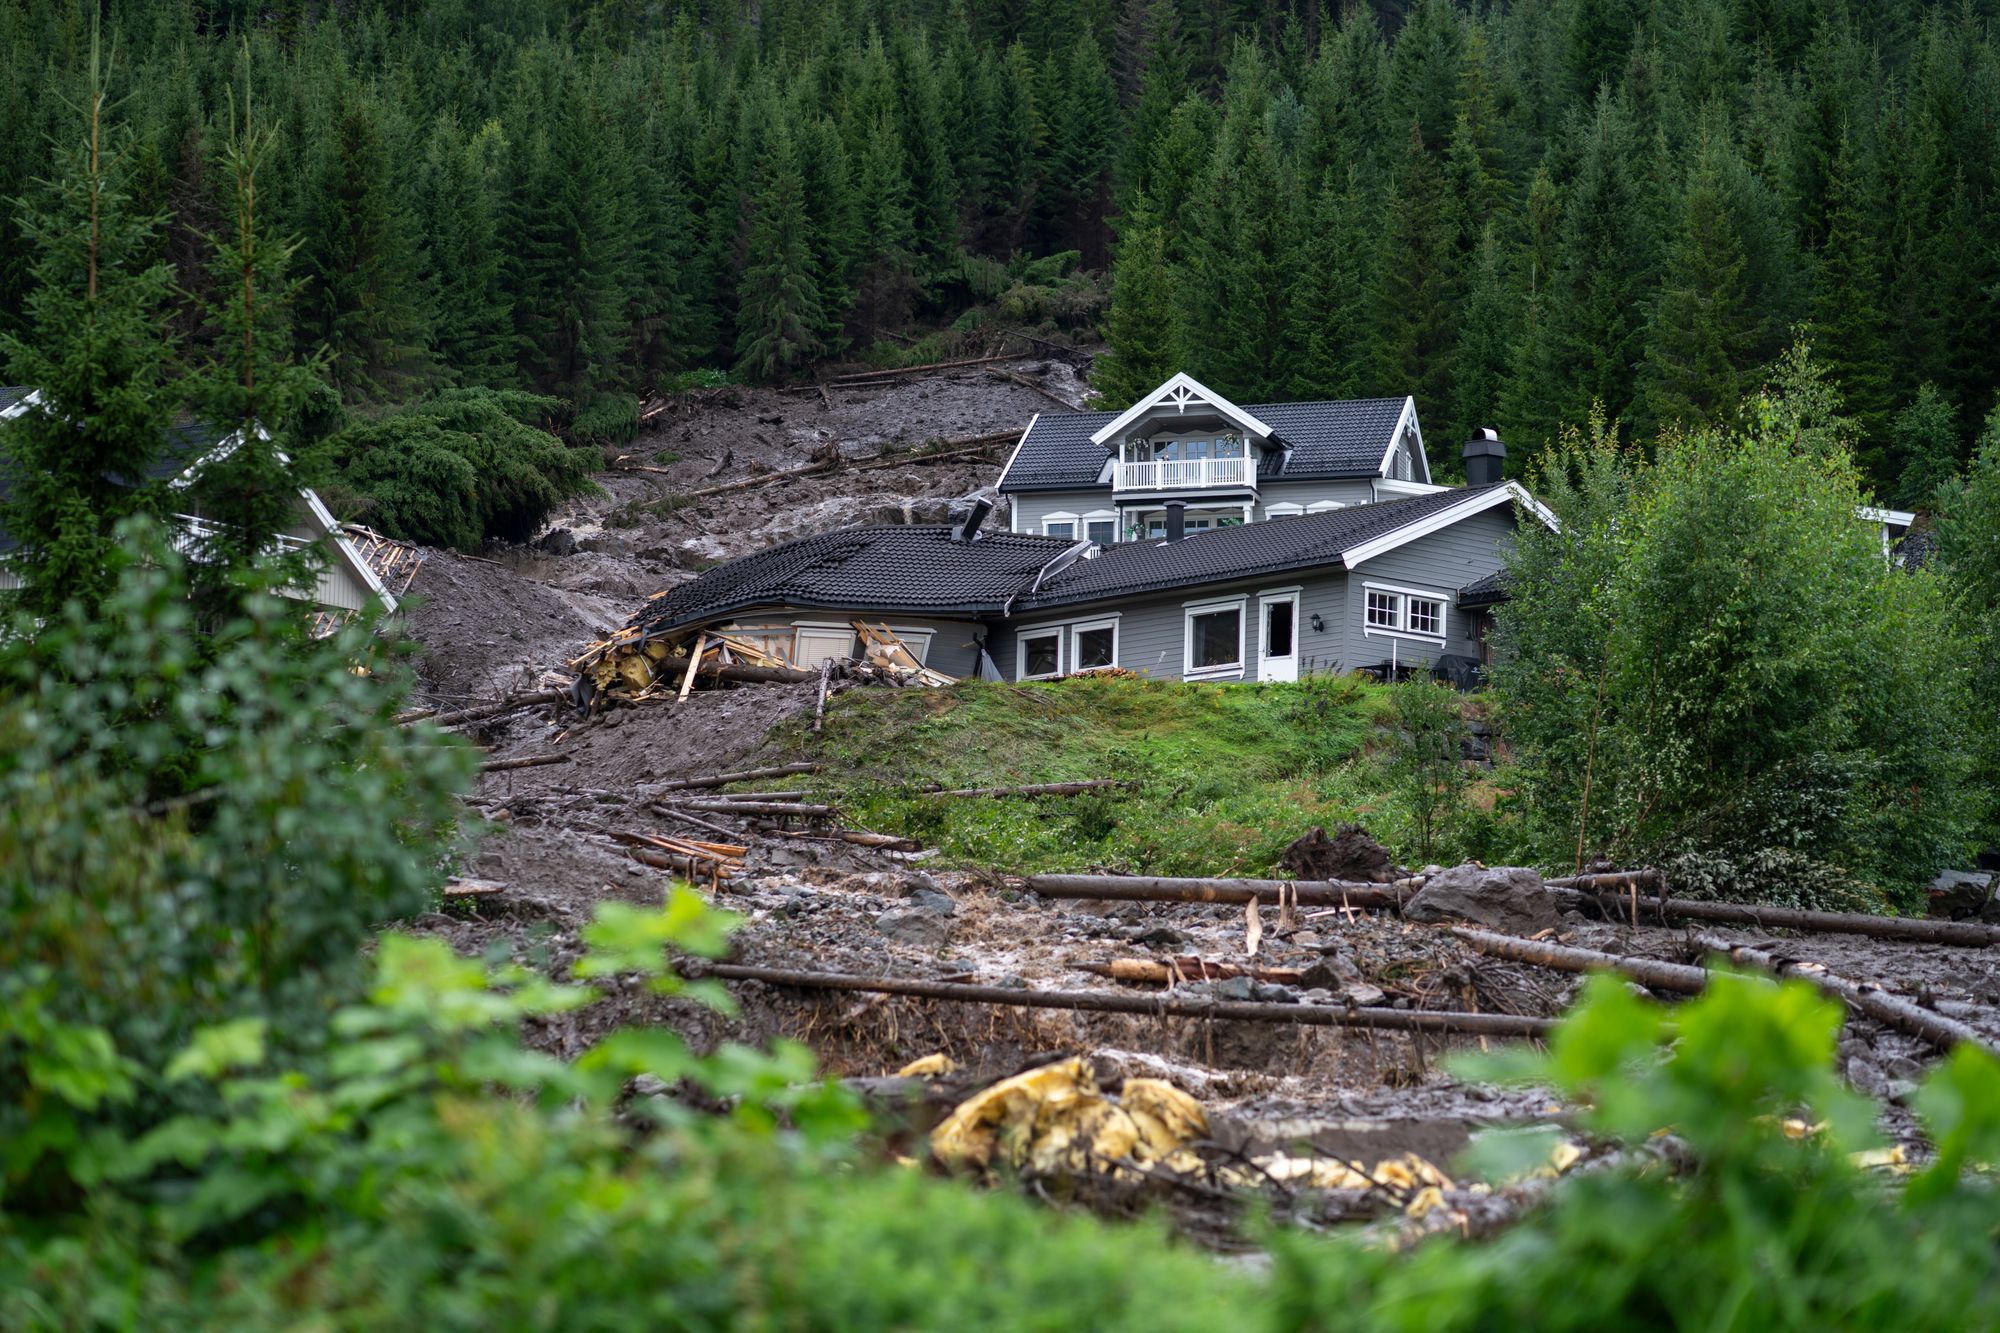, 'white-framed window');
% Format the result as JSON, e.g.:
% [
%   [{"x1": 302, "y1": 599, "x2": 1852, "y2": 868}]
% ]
[
  {"x1": 1306, "y1": 499, "x2": 1345, "y2": 513},
  {"x1": 1266, "y1": 502, "x2": 1305, "y2": 520},
  {"x1": 1183, "y1": 596, "x2": 1247, "y2": 678},
  {"x1": 1361, "y1": 582, "x2": 1449, "y2": 643},
  {"x1": 1083, "y1": 510, "x2": 1118, "y2": 545},
  {"x1": 1042, "y1": 511, "x2": 1079, "y2": 539},
  {"x1": 1018, "y1": 626, "x2": 1064, "y2": 679},
  {"x1": 1071, "y1": 617, "x2": 1119, "y2": 671}
]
